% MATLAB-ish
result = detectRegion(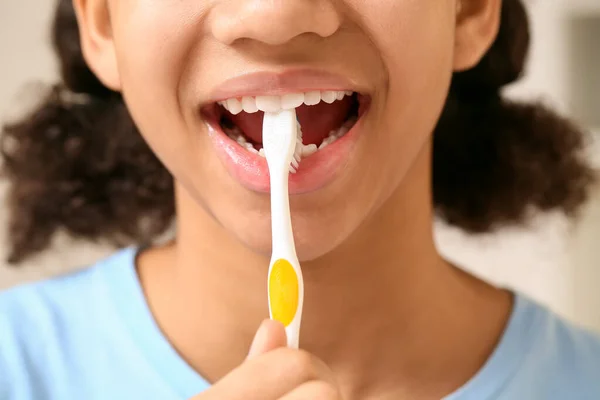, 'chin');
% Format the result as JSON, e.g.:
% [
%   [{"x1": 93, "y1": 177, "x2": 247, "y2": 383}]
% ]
[
  {"x1": 240, "y1": 236, "x2": 339, "y2": 263},
  {"x1": 236, "y1": 215, "x2": 350, "y2": 262},
  {"x1": 293, "y1": 237, "x2": 342, "y2": 262}
]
